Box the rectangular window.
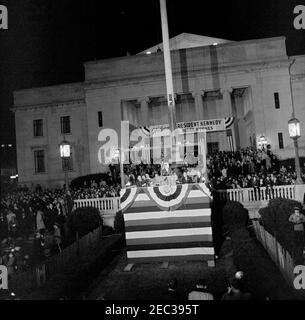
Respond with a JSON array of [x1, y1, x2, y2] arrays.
[[278, 132, 284, 149], [33, 119, 43, 137], [60, 116, 71, 134], [34, 150, 45, 173], [98, 111, 103, 127], [62, 152, 73, 171], [274, 92, 280, 109]]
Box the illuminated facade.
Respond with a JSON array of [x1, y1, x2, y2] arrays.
[[13, 34, 305, 187]]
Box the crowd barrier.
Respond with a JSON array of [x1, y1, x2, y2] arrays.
[[252, 220, 295, 285]]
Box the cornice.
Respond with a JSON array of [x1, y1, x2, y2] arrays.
[[12, 99, 86, 112], [84, 58, 290, 91]]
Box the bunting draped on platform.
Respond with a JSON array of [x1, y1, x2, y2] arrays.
[[120, 184, 214, 264]]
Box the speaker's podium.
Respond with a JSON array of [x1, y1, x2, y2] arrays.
[[120, 181, 215, 268]]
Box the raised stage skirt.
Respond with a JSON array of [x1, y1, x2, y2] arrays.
[[120, 183, 214, 264]]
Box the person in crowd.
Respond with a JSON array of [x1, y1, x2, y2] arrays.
[[164, 278, 180, 300], [222, 279, 252, 300], [6, 209, 18, 241], [21, 255, 31, 272], [6, 251, 17, 279], [53, 223, 62, 253], [36, 207, 46, 234], [188, 279, 214, 300], [288, 206, 305, 261]]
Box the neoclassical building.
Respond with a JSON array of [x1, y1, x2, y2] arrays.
[[13, 33, 305, 187]]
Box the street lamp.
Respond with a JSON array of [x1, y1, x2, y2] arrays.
[[288, 116, 302, 184], [258, 135, 267, 150], [112, 147, 125, 189], [60, 139, 71, 191]]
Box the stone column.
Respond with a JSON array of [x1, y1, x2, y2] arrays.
[[220, 88, 233, 117], [192, 91, 204, 120], [138, 97, 151, 126]]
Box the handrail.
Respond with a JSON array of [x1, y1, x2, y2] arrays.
[[73, 185, 297, 209], [74, 197, 120, 212], [215, 185, 296, 203]]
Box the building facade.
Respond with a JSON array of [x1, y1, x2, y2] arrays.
[[13, 34, 305, 187]]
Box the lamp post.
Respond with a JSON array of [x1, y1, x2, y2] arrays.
[[113, 148, 124, 189], [60, 139, 71, 191], [258, 135, 267, 150], [288, 58, 303, 185], [288, 116, 302, 184]]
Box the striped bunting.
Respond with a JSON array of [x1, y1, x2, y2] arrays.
[[120, 187, 138, 211], [225, 117, 234, 128], [121, 183, 214, 264]]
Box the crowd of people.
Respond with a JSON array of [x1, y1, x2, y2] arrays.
[[0, 186, 76, 273], [1, 146, 304, 279], [72, 183, 119, 199], [207, 147, 305, 190], [122, 163, 206, 187]]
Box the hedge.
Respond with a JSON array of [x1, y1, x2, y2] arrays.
[[68, 206, 103, 238], [222, 201, 249, 235], [258, 198, 303, 258]]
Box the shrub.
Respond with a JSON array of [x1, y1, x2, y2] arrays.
[[222, 201, 249, 234], [68, 206, 103, 238], [258, 198, 302, 256], [113, 210, 125, 234]]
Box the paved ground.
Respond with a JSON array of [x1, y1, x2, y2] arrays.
[[85, 235, 297, 300], [85, 250, 228, 300]]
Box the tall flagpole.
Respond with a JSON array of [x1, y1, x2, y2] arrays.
[[159, 0, 176, 133]]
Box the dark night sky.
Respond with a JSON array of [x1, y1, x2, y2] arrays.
[[0, 0, 304, 167]]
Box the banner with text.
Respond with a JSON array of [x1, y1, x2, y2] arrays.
[[149, 117, 234, 135]]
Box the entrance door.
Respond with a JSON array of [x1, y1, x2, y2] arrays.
[[207, 142, 219, 155]]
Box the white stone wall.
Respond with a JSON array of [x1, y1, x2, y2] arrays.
[[14, 83, 90, 187]]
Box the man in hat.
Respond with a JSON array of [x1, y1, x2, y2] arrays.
[[289, 206, 305, 260]]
